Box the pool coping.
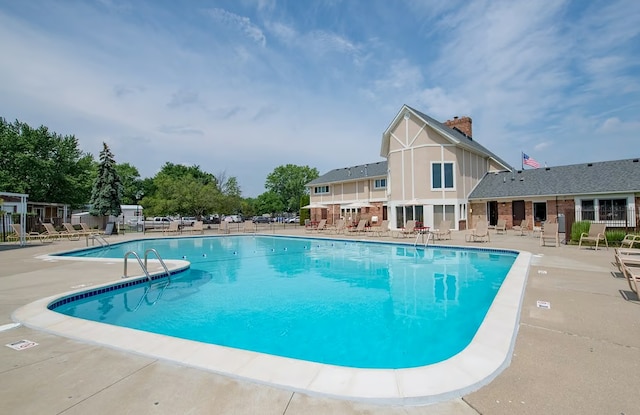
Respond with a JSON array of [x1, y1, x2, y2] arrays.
[[12, 236, 531, 406]]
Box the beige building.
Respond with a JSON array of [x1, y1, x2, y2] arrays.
[[306, 105, 511, 231]]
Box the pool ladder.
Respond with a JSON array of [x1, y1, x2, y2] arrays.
[[123, 248, 171, 283], [414, 229, 431, 248], [87, 234, 110, 247]]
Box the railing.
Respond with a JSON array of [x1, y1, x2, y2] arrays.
[[123, 251, 152, 282], [576, 206, 637, 229], [87, 233, 110, 247], [143, 248, 171, 283]]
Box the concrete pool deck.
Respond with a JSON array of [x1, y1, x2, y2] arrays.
[[1, 226, 639, 414]]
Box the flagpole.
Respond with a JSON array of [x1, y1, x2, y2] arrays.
[[521, 151, 524, 170]]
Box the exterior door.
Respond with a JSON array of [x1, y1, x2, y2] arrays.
[[487, 201, 498, 226], [512, 200, 525, 225]]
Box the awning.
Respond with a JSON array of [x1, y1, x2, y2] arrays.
[[301, 203, 327, 209], [343, 201, 373, 208]]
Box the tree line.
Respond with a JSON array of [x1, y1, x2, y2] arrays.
[[0, 117, 319, 219]]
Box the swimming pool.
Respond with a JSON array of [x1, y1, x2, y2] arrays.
[[15, 235, 531, 404]]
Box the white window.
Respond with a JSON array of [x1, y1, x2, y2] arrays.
[[374, 178, 386, 189], [314, 186, 329, 194], [432, 162, 455, 190]]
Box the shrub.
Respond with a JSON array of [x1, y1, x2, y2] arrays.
[[570, 221, 591, 243], [606, 230, 627, 245]]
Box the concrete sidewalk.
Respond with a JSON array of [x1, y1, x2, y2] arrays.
[[0, 228, 639, 414]]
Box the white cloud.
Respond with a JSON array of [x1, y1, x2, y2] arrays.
[[206, 8, 266, 47]]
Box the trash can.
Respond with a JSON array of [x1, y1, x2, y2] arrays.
[[557, 214, 565, 233]]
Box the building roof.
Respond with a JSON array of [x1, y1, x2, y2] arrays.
[[380, 105, 512, 171], [468, 158, 640, 200], [307, 161, 387, 186]]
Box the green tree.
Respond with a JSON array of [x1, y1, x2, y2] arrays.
[[115, 163, 142, 205], [0, 117, 95, 207], [89, 143, 123, 218], [255, 191, 285, 216], [265, 164, 319, 212]]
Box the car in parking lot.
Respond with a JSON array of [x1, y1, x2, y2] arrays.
[[252, 216, 271, 224], [224, 215, 243, 223], [286, 216, 300, 224]]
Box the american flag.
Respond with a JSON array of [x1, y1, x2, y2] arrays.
[[523, 153, 540, 168]]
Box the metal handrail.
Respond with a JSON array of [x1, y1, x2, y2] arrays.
[[123, 251, 152, 282], [143, 248, 171, 283], [87, 233, 110, 247]]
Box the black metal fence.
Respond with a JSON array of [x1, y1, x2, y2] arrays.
[[576, 206, 638, 230]]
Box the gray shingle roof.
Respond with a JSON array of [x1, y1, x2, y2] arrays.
[[406, 106, 512, 170], [307, 161, 387, 186], [468, 158, 640, 200]]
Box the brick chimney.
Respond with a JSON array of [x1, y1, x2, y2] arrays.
[[445, 116, 472, 138]]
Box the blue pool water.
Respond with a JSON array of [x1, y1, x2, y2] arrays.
[[52, 235, 517, 369]]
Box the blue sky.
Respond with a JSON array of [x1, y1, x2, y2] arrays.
[[1, 0, 639, 197]]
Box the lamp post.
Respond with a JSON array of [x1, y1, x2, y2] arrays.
[[135, 191, 144, 232]]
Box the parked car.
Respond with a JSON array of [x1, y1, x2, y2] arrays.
[[252, 216, 271, 224], [202, 215, 220, 224], [286, 216, 300, 224], [224, 215, 243, 223], [179, 217, 196, 226]]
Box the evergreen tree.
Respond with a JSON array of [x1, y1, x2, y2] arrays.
[[89, 142, 123, 217]]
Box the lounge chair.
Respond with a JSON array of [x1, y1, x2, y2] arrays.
[[494, 219, 507, 234], [368, 220, 389, 237], [430, 220, 452, 240], [162, 221, 181, 235], [615, 254, 640, 295], [513, 217, 531, 236], [393, 220, 416, 238], [185, 220, 204, 235], [79, 223, 102, 235], [578, 223, 608, 250], [63, 223, 85, 238], [327, 219, 346, 234], [314, 219, 327, 232], [466, 220, 490, 242], [348, 219, 368, 234], [8, 224, 52, 243], [620, 234, 640, 249], [43, 222, 79, 241], [539, 222, 559, 247], [243, 220, 256, 233]]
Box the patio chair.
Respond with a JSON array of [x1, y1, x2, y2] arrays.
[[494, 219, 507, 234], [539, 222, 559, 247], [393, 220, 416, 238], [243, 220, 256, 233], [466, 220, 490, 242], [162, 221, 181, 235], [314, 219, 327, 232], [615, 255, 640, 295], [63, 223, 84, 238], [513, 217, 531, 236], [43, 222, 79, 241], [185, 221, 204, 235], [348, 219, 368, 234], [327, 219, 346, 234], [8, 224, 52, 243], [620, 234, 640, 249], [79, 222, 102, 235], [368, 220, 389, 237], [578, 223, 608, 250], [430, 220, 452, 240]]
